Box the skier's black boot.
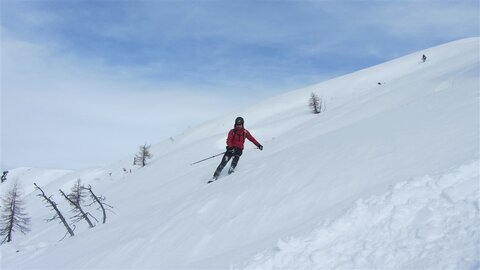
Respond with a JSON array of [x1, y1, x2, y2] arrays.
[[228, 166, 235, 174], [208, 173, 219, 184]]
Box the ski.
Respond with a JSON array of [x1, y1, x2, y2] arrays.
[[208, 166, 235, 184]]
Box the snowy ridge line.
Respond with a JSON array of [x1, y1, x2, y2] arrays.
[[240, 161, 480, 270]]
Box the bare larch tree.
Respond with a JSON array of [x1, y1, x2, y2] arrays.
[[34, 183, 75, 238], [0, 182, 30, 244], [84, 185, 114, 224], [134, 144, 152, 167], [60, 179, 95, 228]]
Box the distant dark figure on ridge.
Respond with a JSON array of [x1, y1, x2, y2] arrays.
[[422, 54, 427, 63], [1, 171, 8, 183]]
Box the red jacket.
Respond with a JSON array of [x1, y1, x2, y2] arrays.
[[227, 128, 260, 150]]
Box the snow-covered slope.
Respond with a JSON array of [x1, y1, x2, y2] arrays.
[[242, 161, 479, 269], [1, 38, 479, 269]]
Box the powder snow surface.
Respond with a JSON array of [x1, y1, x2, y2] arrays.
[[242, 161, 479, 270], [1, 38, 479, 270]]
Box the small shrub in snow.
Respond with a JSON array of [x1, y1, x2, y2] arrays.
[[309, 93, 325, 114]]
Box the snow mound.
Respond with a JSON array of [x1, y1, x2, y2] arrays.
[[241, 161, 480, 270], [1, 167, 72, 196]]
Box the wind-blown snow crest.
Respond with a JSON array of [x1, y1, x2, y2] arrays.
[[241, 161, 480, 270], [1, 167, 72, 196]]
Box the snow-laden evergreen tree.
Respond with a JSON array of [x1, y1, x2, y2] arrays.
[[0, 182, 30, 244]]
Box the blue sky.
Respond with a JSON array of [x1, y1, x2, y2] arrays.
[[1, 0, 479, 170]]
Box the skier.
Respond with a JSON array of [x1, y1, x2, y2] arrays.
[[422, 54, 427, 63], [210, 117, 263, 182]]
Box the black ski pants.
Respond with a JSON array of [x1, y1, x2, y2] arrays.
[[213, 148, 243, 177]]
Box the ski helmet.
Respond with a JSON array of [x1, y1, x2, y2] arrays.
[[235, 117, 244, 126]]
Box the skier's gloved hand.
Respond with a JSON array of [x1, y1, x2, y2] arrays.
[[258, 145, 263, 150]]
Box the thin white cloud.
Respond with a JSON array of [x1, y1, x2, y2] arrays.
[[1, 31, 248, 169]]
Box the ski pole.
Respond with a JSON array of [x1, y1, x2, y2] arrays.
[[191, 152, 226, 165]]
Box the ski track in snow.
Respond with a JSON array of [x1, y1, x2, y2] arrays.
[[241, 161, 480, 270]]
